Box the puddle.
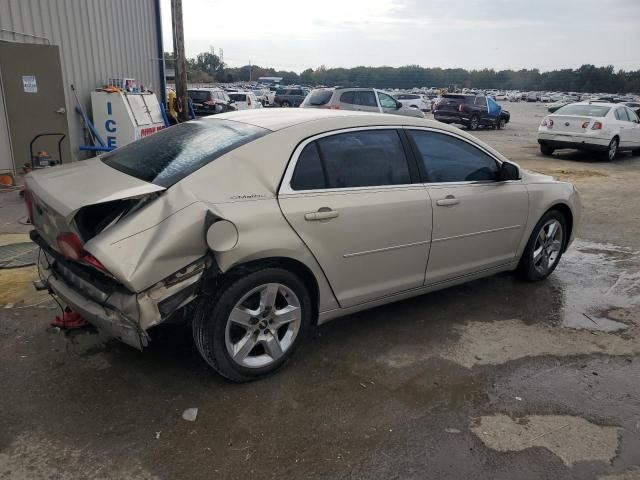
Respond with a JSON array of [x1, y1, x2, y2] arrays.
[[554, 240, 640, 333], [470, 414, 620, 466]]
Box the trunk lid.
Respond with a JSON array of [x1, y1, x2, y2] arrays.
[[24, 158, 165, 249], [548, 115, 594, 134]]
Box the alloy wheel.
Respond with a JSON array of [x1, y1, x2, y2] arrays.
[[225, 283, 301, 368], [532, 219, 563, 276]]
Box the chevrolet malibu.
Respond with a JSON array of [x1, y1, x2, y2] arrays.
[[25, 109, 581, 382]]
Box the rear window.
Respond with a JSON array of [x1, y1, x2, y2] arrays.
[[188, 91, 210, 102], [308, 89, 333, 106], [101, 119, 269, 188], [229, 93, 247, 102], [555, 104, 611, 117]]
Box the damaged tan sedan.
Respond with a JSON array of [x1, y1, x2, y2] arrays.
[[25, 109, 581, 381]]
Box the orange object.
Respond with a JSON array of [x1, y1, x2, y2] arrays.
[[0, 173, 15, 186]]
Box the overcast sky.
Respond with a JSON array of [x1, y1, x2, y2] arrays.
[[160, 0, 640, 72]]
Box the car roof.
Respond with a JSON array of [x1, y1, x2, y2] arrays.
[[210, 109, 487, 139]]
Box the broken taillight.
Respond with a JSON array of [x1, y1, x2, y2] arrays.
[[56, 232, 84, 261], [24, 189, 34, 223], [56, 232, 109, 273]]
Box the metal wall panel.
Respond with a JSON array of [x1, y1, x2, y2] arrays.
[[0, 0, 162, 163], [0, 65, 14, 172]]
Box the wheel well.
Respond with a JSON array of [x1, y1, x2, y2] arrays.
[[547, 204, 573, 251], [224, 257, 320, 323]]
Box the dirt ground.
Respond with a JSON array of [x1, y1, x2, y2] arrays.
[[0, 102, 639, 480]]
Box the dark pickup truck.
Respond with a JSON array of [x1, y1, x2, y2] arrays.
[[274, 88, 308, 107], [433, 94, 510, 131]]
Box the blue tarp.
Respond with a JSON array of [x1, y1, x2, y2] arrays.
[[487, 96, 502, 118]]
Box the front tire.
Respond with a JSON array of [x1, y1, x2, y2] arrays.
[[468, 115, 480, 131], [497, 118, 506, 129], [280, 101, 291, 108], [518, 210, 566, 281], [193, 268, 312, 382]]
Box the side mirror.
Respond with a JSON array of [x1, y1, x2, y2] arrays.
[[396, 101, 402, 110], [500, 161, 520, 181]]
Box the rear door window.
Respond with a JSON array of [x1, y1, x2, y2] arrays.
[[291, 143, 326, 190], [102, 119, 269, 187], [340, 91, 356, 104], [615, 108, 630, 121], [317, 130, 410, 188], [409, 130, 499, 183]]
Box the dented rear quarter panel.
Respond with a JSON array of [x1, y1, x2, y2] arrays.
[[83, 127, 340, 312]]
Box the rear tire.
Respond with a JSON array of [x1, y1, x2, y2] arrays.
[[518, 210, 567, 281], [193, 268, 312, 382], [602, 137, 618, 161], [540, 144, 555, 156], [468, 115, 480, 131]]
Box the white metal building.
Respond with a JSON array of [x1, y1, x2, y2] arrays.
[[0, 0, 165, 173]]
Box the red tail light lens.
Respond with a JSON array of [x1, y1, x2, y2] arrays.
[[592, 121, 603, 130], [82, 252, 109, 273], [56, 233, 84, 261], [56, 232, 109, 273], [541, 118, 554, 128], [581, 121, 590, 129], [247, 96, 252, 106]]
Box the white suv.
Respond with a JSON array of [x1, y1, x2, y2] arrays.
[[393, 93, 432, 112], [538, 102, 640, 161]]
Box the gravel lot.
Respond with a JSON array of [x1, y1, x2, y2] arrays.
[[1, 102, 639, 480]]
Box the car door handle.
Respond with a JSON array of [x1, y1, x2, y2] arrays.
[[304, 208, 339, 221], [436, 195, 460, 206]]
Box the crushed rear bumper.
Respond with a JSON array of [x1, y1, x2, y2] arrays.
[[31, 230, 208, 350]]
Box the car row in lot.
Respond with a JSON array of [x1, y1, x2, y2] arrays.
[[25, 109, 580, 381], [538, 102, 640, 160]]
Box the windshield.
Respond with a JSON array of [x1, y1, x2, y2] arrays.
[[229, 93, 247, 102], [555, 104, 611, 117], [101, 119, 269, 187]]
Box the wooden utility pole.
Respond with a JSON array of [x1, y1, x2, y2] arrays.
[[171, 0, 189, 121]]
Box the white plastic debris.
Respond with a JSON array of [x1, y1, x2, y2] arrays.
[[182, 408, 198, 422], [515, 396, 523, 401], [155, 431, 162, 439], [445, 428, 461, 434]]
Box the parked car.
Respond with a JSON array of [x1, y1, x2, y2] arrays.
[[25, 109, 580, 381], [188, 88, 236, 115], [526, 92, 538, 102], [538, 102, 640, 160], [274, 88, 308, 107], [393, 93, 432, 112], [433, 94, 510, 130], [301, 88, 425, 118], [227, 92, 263, 110]]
